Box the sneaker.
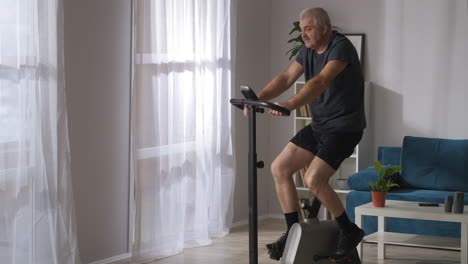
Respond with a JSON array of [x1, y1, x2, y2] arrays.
[[334, 224, 364, 257], [266, 232, 288, 260]]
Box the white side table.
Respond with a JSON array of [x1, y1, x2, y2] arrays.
[[355, 200, 468, 263]]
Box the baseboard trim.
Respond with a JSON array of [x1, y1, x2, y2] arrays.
[[88, 216, 283, 263], [87, 253, 131, 264], [231, 214, 283, 228]]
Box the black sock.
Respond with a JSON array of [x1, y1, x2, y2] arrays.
[[284, 211, 299, 231], [335, 211, 353, 233]]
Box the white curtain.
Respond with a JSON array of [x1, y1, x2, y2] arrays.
[[0, 0, 81, 264], [131, 0, 236, 262]]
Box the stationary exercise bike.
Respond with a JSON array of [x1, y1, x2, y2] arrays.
[[230, 86, 361, 264]]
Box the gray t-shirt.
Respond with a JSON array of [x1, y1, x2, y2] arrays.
[[295, 31, 366, 133]]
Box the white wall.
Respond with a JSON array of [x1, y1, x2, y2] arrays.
[[382, 0, 468, 142], [64, 0, 131, 262]]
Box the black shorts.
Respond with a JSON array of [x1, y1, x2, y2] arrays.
[[290, 125, 363, 170]]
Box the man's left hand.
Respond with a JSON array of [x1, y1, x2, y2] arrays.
[[268, 101, 293, 116]]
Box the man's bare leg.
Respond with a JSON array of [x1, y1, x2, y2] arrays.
[[271, 142, 315, 213], [266, 143, 315, 260], [302, 157, 343, 217], [303, 156, 364, 257]]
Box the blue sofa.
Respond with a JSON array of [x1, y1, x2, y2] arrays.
[[346, 136, 468, 238]]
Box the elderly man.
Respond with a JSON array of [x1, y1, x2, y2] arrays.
[[245, 7, 366, 260]]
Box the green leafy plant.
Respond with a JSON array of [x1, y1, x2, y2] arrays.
[[368, 161, 401, 192], [286, 21, 304, 60]]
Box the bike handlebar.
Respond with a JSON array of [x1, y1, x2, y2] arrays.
[[230, 98, 291, 116]]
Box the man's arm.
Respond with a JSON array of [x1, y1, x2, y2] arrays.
[[243, 61, 303, 116], [257, 61, 304, 101], [285, 60, 347, 111]]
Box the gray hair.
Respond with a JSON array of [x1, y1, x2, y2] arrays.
[[299, 8, 331, 29]]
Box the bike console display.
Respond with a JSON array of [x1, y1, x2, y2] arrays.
[[240, 85, 260, 100]]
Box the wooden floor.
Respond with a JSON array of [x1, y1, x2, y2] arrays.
[[122, 219, 460, 264]]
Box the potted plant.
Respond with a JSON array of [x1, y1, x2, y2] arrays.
[[368, 161, 401, 207]]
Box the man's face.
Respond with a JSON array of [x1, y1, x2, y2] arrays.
[[299, 16, 325, 50]]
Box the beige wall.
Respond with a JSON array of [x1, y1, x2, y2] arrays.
[[64, 0, 132, 262], [232, 0, 274, 223]]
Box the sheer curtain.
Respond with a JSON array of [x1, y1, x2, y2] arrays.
[[0, 0, 80, 263], [131, 0, 236, 262]]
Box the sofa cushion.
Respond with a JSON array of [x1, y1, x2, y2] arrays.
[[400, 136, 468, 192], [377, 146, 401, 165]]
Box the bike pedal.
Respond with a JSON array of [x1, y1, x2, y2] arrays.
[[267, 249, 281, 261]]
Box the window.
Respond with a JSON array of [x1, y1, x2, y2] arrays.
[[0, 0, 36, 174]]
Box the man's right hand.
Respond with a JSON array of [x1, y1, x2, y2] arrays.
[[243, 105, 248, 116]]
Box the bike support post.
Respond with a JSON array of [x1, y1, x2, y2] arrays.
[[248, 105, 258, 264]]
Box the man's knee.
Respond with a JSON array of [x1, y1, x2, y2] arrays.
[[271, 158, 294, 183], [304, 170, 328, 193]]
